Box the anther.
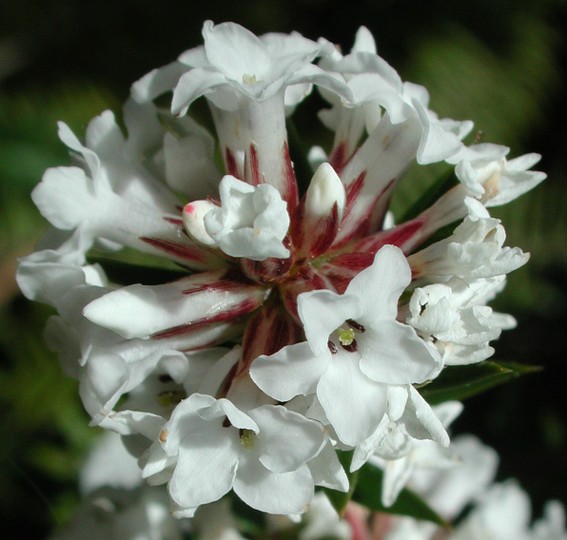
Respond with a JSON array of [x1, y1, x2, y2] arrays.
[[347, 319, 365, 332], [341, 339, 358, 353], [239, 429, 257, 449], [328, 340, 338, 354]]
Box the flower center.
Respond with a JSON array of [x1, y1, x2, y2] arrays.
[[328, 319, 366, 354], [239, 428, 258, 449], [338, 327, 356, 347], [242, 73, 259, 85]]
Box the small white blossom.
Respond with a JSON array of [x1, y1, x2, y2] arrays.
[[199, 175, 291, 260], [159, 394, 326, 516], [252, 245, 442, 446]]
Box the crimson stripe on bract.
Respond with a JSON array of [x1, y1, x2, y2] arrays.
[[151, 298, 260, 339], [307, 203, 340, 257], [248, 144, 262, 186], [345, 171, 366, 209], [140, 236, 208, 262], [163, 216, 184, 226], [321, 252, 375, 294], [281, 267, 333, 321], [282, 142, 298, 210], [352, 219, 425, 255], [329, 142, 347, 173], [334, 176, 395, 248], [237, 301, 302, 377], [225, 148, 239, 178], [182, 280, 249, 295]]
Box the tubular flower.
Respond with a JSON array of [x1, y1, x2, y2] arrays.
[[19, 20, 546, 520]]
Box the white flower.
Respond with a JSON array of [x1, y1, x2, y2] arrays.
[[79, 432, 142, 495], [184, 174, 291, 260], [160, 394, 326, 516], [48, 486, 186, 540], [31, 106, 222, 270], [409, 198, 529, 283], [448, 143, 546, 207], [410, 434, 499, 521], [192, 499, 247, 540], [251, 245, 442, 446], [300, 493, 352, 540], [531, 501, 567, 540], [451, 480, 533, 540], [171, 20, 345, 114], [367, 401, 463, 507], [405, 277, 516, 365]]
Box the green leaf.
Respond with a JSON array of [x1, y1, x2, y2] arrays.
[[420, 360, 542, 405], [323, 450, 359, 516], [87, 255, 189, 285], [397, 168, 457, 224], [353, 462, 447, 526]]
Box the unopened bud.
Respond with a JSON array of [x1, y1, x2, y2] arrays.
[[182, 200, 217, 246], [305, 163, 346, 220]]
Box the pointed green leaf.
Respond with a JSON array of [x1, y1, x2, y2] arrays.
[[420, 360, 541, 405], [353, 462, 447, 526], [398, 168, 457, 223], [87, 255, 188, 285]]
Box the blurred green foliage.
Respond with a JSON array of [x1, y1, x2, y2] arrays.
[[1, 1, 566, 537]]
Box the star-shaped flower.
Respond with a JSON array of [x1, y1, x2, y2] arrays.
[[251, 245, 442, 446]]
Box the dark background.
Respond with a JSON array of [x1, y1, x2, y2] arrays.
[[1, 1, 566, 537]]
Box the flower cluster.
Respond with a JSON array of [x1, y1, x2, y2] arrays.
[[51, 428, 566, 540], [20, 20, 550, 530]]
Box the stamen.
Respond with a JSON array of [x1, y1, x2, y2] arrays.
[[341, 339, 358, 353], [347, 319, 365, 332], [239, 428, 257, 449], [222, 416, 231, 428], [328, 340, 338, 354], [242, 73, 258, 85]]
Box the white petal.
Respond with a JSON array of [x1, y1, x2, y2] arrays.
[[203, 21, 271, 83], [318, 354, 388, 446], [308, 440, 349, 492], [83, 272, 264, 339], [251, 406, 325, 473], [234, 457, 314, 514], [251, 342, 327, 401], [351, 415, 390, 471], [359, 321, 440, 384], [346, 245, 411, 321], [86, 351, 128, 405], [171, 67, 229, 115], [169, 426, 239, 509], [408, 386, 449, 446], [131, 61, 188, 102], [382, 455, 413, 507]]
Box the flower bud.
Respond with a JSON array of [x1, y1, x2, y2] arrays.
[[182, 200, 217, 246], [305, 163, 346, 221]]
